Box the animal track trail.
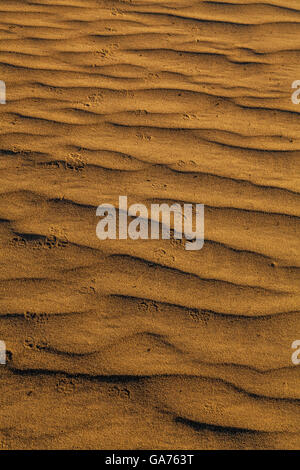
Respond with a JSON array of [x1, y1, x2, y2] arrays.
[[0, 0, 300, 451], [9, 228, 69, 251]]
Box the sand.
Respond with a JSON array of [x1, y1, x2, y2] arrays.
[[0, 0, 299, 450]]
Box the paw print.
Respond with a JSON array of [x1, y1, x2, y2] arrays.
[[151, 182, 167, 190], [188, 309, 210, 325], [88, 92, 104, 103], [43, 227, 68, 249], [10, 236, 26, 248], [188, 309, 201, 322], [170, 237, 185, 250], [79, 278, 96, 294], [0, 438, 10, 449], [24, 311, 50, 324], [24, 337, 35, 350], [136, 132, 152, 141], [134, 109, 148, 116], [56, 376, 76, 394], [183, 113, 197, 120], [153, 248, 175, 264], [64, 153, 86, 171], [97, 48, 109, 58], [146, 72, 160, 81], [49, 226, 68, 247], [24, 337, 49, 351], [121, 90, 134, 99], [176, 160, 197, 168], [138, 300, 158, 314], [43, 234, 66, 249], [111, 8, 124, 16], [107, 385, 131, 399]]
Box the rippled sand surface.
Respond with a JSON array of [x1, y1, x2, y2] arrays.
[[0, 0, 300, 450]]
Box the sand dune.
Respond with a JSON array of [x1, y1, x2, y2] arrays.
[[0, 0, 299, 450]]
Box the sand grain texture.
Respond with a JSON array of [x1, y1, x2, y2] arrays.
[[0, 0, 300, 450]]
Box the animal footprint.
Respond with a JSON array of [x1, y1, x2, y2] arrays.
[[138, 300, 158, 314], [119, 387, 131, 399], [49, 227, 68, 247], [42, 227, 68, 249], [188, 309, 201, 322], [107, 385, 131, 399], [88, 92, 104, 103], [24, 311, 50, 324], [134, 109, 148, 116], [136, 132, 152, 141], [24, 337, 49, 351], [153, 248, 175, 264], [97, 49, 109, 58], [176, 160, 197, 168], [64, 153, 86, 171], [111, 8, 124, 16], [183, 113, 197, 120], [170, 237, 185, 250], [24, 337, 35, 350], [79, 279, 96, 294], [188, 309, 210, 325], [0, 438, 10, 449], [43, 235, 67, 249], [147, 72, 160, 81], [120, 90, 134, 99], [151, 183, 167, 190], [56, 377, 76, 394], [10, 236, 26, 248]]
